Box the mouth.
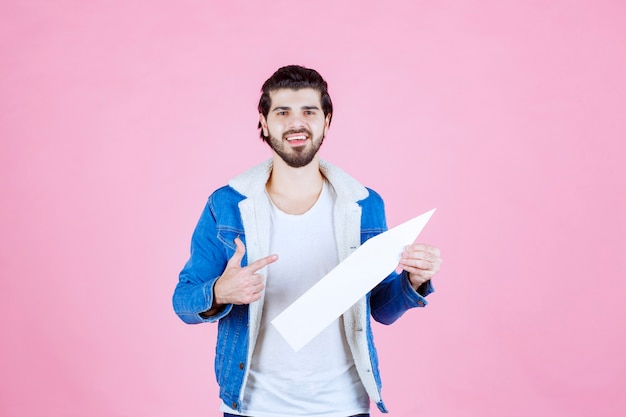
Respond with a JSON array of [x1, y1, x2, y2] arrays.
[[284, 132, 309, 146]]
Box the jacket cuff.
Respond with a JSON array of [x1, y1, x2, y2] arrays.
[[401, 270, 434, 307], [198, 279, 232, 322]]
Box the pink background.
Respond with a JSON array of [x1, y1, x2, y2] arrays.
[[2, 1, 625, 416]]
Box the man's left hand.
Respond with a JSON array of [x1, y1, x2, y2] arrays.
[[399, 244, 442, 291]]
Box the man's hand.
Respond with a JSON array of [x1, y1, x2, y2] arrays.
[[399, 244, 442, 291], [213, 237, 278, 306]]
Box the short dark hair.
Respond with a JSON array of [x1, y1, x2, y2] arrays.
[[257, 65, 333, 140]]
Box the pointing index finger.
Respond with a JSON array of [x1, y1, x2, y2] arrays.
[[246, 254, 279, 273]]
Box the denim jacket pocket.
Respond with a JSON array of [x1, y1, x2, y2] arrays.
[[217, 228, 246, 265], [360, 227, 386, 244]]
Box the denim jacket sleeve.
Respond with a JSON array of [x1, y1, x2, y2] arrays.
[[370, 271, 434, 325], [172, 194, 235, 324], [360, 188, 434, 325]]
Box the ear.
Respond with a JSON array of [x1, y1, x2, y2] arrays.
[[259, 113, 270, 137], [259, 114, 269, 137], [324, 113, 331, 135]]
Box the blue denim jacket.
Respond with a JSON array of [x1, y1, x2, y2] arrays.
[[173, 160, 432, 413]]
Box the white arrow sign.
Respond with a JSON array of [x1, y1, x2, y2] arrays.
[[271, 208, 436, 351]]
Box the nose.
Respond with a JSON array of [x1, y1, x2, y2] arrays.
[[287, 114, 306, 130]]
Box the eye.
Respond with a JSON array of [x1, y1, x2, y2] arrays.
[[276, 111, 288, 116]]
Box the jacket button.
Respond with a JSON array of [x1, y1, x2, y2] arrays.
[[239, 362, 244, 370], [232, 402, 237, 409], [417, 300, 425, 307]]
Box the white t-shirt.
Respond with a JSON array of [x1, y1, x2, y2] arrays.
[[222, 181, 369, 417]]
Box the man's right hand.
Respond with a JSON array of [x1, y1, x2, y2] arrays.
[[213, 237, 278, 306]]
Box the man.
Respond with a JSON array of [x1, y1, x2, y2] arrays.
[[173, 65, 442, 417]]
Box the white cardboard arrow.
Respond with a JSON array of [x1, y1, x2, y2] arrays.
[[271, 208, 436, 351]]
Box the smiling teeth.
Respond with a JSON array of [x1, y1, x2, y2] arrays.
[[287, 135, 307, 141]]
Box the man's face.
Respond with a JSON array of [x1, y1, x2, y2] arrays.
[[259, 88, 330, 168]]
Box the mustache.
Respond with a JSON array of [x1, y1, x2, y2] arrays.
[[282, 128, 312, 139]]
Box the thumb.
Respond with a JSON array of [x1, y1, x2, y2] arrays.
[[227, 236, 246, 267]]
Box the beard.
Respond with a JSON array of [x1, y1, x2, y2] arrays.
[[266, 129, 325, 168]]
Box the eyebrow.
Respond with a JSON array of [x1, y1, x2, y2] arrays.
[[271, 105, 321, 112]]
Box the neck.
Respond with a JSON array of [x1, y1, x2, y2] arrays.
[[266, 154, 324, 214]]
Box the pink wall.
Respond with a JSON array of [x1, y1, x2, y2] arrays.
[[1, 1, 624, 416]]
